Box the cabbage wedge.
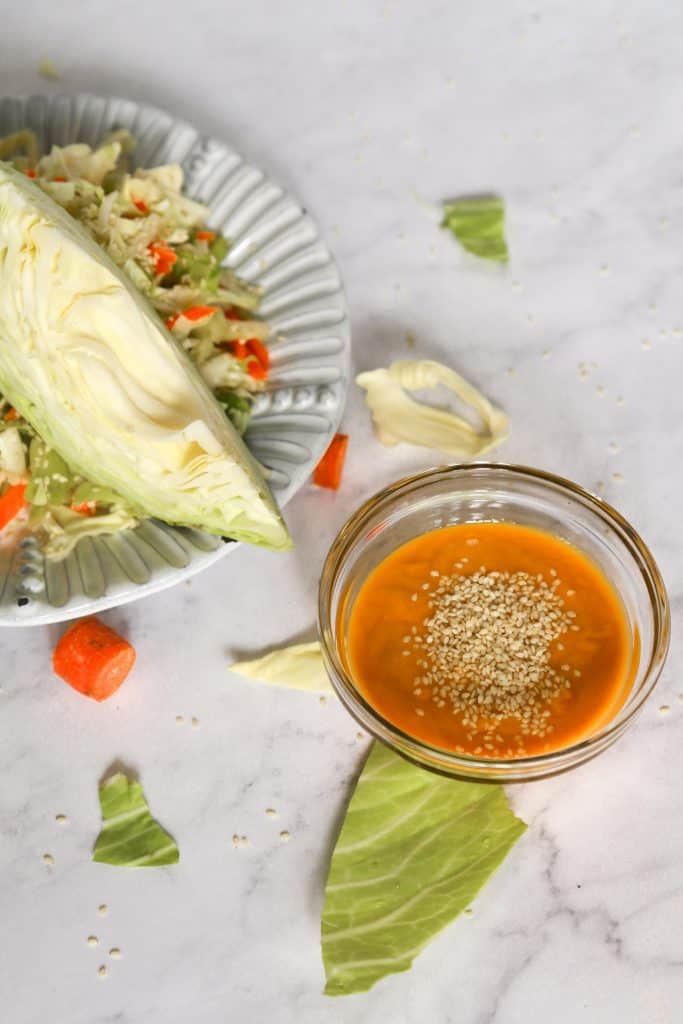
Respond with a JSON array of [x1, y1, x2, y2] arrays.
[[0, 165, 290, 549]]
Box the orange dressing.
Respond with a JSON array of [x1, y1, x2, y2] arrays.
[[346, 523, 634, 758]]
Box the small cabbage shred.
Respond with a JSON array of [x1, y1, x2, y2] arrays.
[[93, 772, 179, 868], [0, 130, 271, 558], [230, 641, 334, 694], [441, 195, 509, 263]]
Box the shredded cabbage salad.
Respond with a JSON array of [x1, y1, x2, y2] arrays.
[[0, 130, 272, 559]]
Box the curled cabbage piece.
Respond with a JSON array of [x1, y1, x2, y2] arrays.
[[356, 359, 508, 458]]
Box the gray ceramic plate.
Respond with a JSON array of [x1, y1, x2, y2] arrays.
[[0, 94, 350, 626]]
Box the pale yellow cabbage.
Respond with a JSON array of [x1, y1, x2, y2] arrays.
[[356, 359, 508, 457], [230, 641, 334, 694]]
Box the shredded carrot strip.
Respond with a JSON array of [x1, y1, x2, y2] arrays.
[[147, 242, 177, 276]]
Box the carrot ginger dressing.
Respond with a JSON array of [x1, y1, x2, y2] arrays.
[[346, 523, 634, 758]]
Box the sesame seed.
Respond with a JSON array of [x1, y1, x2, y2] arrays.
[[98, 905, 108, 917], [109, 948, 122, 960], [279, 831, 291, 843], [87, 936, 98, 948], [409, 568, 577, 740], [55, 814, 67, 825], [42, 853, 54, 866], [265, 808, 278, 818], [97, 966, 107, 980], [659, 705, 671, 716]]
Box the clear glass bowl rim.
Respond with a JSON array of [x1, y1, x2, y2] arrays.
[[318, 463, 671, 781]]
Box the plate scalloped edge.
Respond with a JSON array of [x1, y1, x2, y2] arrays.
[[0, 93, 350, 626]]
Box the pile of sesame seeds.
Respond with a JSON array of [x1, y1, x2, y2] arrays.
[[405, 560, 581, 754]]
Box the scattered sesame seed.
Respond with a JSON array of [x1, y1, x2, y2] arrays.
[[98, 905, 108, 917], [642, 338, 652, 350], [265, 808, 278, 818], [279, 831, 291, 843], [415, 708, 425, 717], [109, 948, 122, 960], [231, 835, 249, 848], [608, 442, 621, 454], [599, 265, 610, 276], [595, 385, 605, 397], [616, 395, 625, 406], [175, 715, 184, 725], [42, 853, 54, 866], [659, 705, 671, 716], [319, 695, 327, 705], [678, 695, 683, 705], [542, 348, 551, 359], [356, 731, 364, 741], [55, 814, 68, 825], [87, 936, 98, 948], [612, 472, 624, 483], [191, 717, 200, 728], [97, 966, 107, 980]]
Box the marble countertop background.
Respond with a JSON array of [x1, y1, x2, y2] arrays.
[[2, 2, 683, 1022]]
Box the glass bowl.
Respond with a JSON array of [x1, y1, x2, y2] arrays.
[[318, 464, 670, 782]]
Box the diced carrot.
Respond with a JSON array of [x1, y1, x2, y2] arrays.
[[313, 434, 349, 491], [132, 197, 149, 213], [52, 176, 67, 182], [3, 407, 19, 421], [71, 501, 97, 517], [147, 242, 178, 276], [165, 314, 180, 331], [0, 482, 28, 530], [195, 230, 216, 242], [25, 168, 37, 178], [182, 305, 217, 322], [246, 337, 270, 373], [52, 616, 136, 702], [247, 361, 268, 381], [227, 340, 249, 360]]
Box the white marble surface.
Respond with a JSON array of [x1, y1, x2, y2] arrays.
[[2, 2, 683, 1021]]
